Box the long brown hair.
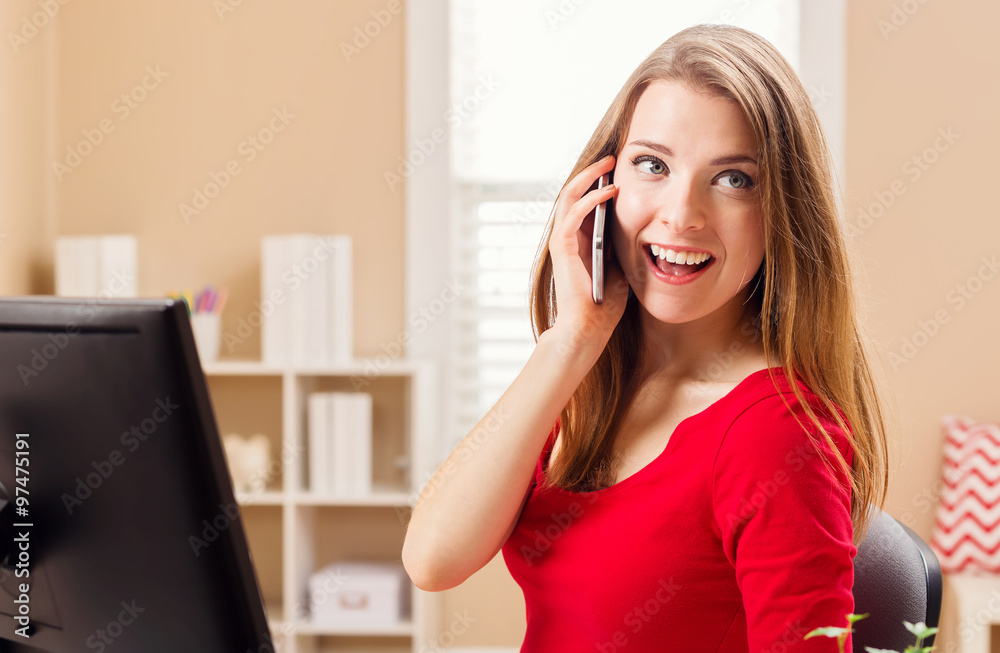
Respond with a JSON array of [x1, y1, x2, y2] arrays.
[[528, 24, 891, 547]]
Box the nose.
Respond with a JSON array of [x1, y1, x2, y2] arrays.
[[654, 175, 706, 232]]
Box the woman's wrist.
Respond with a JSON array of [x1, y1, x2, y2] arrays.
[[538, 323, 608, 373]]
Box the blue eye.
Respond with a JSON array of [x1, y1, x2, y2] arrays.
[[718, 171, 754, 190], [631, 155, 666, 175]]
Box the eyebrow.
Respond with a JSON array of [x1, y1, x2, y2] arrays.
[[626, 139, 759, 166]]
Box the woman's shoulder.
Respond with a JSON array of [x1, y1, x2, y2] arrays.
[[722, 365, 854, 464]]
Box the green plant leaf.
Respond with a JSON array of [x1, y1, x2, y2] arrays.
[[805, 626, 849, 639], [864, 648, 900, 653], [903, 622, 939, 638], [848, 613, 870, 625]]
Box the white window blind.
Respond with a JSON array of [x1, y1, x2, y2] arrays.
[[447, 1, 801, 446]]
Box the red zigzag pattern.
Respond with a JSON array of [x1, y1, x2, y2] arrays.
[[931, 415, 1000, 573]]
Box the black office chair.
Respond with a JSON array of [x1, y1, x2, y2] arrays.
[[852, 505, 943, 652]]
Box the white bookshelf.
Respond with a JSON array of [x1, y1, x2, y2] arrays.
[[203, 359, 440, 653]]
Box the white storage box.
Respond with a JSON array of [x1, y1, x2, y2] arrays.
[[307, 560, 411, 628]]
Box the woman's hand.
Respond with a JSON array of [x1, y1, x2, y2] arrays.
[[546, 154, 630, 357]]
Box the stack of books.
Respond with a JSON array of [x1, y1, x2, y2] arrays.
[[54, 235, 137, 298], [260, 234, 352, 367], [307, 392, 372, 497]]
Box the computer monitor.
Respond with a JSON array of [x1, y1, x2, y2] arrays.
[[0, 297, 273, 652]]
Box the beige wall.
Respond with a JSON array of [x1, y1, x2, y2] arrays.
[[4, 0, 996, 648], [846, 1, 1000, 649], [50, 0, 404, 361], [0, 0, 52, 294]]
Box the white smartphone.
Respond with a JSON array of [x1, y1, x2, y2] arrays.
[[592, 173, 610, 304]]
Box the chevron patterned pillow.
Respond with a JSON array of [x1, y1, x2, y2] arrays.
[[931, 414, 1000, 573]]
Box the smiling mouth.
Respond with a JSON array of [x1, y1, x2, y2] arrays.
[[647, 246, 714, 276]]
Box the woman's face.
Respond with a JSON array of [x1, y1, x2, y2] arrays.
[[610, 79, 765, 327]]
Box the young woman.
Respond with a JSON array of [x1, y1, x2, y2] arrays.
[[402, 23, 891, 651]]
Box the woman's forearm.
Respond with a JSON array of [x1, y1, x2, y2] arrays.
[[401, 325, 603, 591]]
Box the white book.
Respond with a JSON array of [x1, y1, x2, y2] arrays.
[[326, 392, 350, 496], [291, 236, 315, 367], [97, 235, 137, 297], [331, 393, 353, 498], [261, 236, 289, 365], [307, 393, 329, 495], [76, 238, 99, 296], [305, 235, 329, 367], [353, 393, 373, 497], [326, 236, 353, 365], [260, 234, 353, 367], [55, 237, 99, 297], [54, 238, 81, 297]]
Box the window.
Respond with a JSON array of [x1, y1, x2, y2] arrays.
[[404, 1, 843, 460], [444, 1, 804, 447]]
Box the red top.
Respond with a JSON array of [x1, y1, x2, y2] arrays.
[[501, 366, 856, 652]]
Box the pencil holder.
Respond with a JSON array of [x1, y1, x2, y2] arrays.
[[190, 312, 221, 363]]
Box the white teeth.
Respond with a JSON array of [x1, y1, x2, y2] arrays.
[[651, 246, 710, 265]]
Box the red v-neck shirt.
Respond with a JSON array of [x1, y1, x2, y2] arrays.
[[501, 366, 856, 652]]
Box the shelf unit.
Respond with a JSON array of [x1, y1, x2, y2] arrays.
[[202, 358, 440, 653]]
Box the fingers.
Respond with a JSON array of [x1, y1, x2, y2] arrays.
[[565, 154, 616, 200], [551, 182, 617, 256], [570, 182, 617, 229], [552, 155, 617, 236]]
